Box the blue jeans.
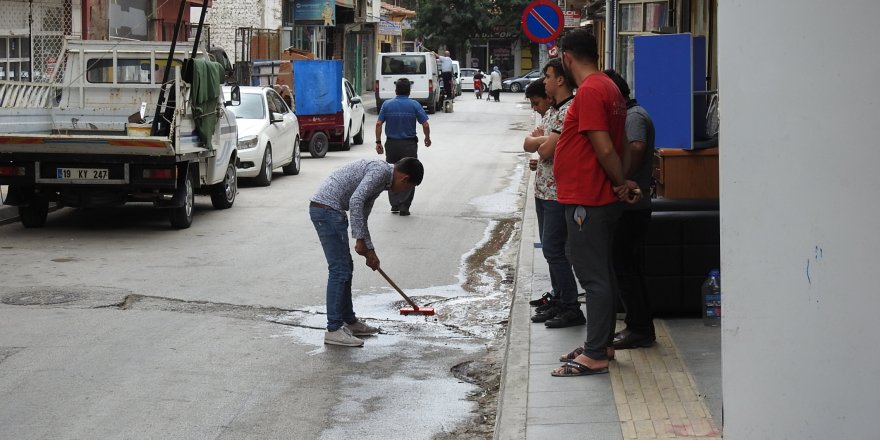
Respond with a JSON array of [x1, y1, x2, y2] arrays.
[[310, 206, 356, 331], [536, 198, 579, 309]]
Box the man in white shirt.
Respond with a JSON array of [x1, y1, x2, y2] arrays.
[[435, 50, 455, 101]]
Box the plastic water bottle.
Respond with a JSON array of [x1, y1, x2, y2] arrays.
[[702, 269, 721, 326]]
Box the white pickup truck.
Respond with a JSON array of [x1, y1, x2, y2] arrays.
[[0, 39, 239, 229]]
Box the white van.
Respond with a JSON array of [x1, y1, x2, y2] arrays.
[[375, 52, 441, 114]]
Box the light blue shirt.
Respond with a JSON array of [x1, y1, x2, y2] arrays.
[[438, 56, 453, 72], [378, 96, 429, 140]]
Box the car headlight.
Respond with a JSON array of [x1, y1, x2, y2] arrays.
[[238, 136, 258, 150]]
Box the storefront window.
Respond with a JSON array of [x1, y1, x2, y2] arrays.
[[617, 0, 668, 93], [292, 26, 326, 60], [619, 4, 643, 32], [0, 36, 32, 82]]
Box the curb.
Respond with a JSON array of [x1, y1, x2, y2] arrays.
[[493, 180, 537, 440]]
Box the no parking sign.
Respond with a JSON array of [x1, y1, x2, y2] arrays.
[[521, 0, 564, 44]]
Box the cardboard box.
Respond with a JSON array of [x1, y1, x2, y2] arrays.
[[126, 123, 152, 137]]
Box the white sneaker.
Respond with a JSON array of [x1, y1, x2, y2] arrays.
[[344, 319, 380, 336], [324, 326, 364, 347]]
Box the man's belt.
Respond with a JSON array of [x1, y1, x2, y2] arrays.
[[310, 201, 333, 209]]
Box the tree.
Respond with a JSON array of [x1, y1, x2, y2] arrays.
[[413, 0, 529, 55]]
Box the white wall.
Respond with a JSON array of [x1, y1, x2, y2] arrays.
[[719, 1, 880, 438], [205, 0, 280, 59]]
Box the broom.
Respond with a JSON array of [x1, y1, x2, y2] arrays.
[[376, 267, 436, 316]]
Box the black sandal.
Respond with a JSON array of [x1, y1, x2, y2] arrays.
[[551, 360, 609, 377]]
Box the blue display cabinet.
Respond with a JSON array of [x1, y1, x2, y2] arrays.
[[634, 33, 709, 150]]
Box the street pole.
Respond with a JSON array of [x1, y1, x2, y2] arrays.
[[539, 43, 548, 71]]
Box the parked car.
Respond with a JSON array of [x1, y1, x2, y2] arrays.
[[342, 78, 366, 148], [459, 67, 488, 92], [224, 86, 301, 186], [502, 69, 542, 93]]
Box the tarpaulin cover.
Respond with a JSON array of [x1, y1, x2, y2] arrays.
[[293, 60, 342, 116]]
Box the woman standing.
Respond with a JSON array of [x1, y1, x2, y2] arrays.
[[489, 66, 503, 102]]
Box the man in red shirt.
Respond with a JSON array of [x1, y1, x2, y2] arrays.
[[552, 28, 641, 377]]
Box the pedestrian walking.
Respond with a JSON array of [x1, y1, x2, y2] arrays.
[[525, 57, 585, 328], [310, 157, 425, 347], [604, 68, 658, 350], [375, 78, 432, 216], [489, 66, 502, 102], [550, 28, 641, 377]]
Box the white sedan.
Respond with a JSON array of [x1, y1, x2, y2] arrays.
[[224, 86, 301, 186], [342, 78, 366, 149], [459, 68, 487, 92]]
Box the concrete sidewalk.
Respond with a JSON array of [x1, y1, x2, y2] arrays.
[[495, 183, 722, 439]]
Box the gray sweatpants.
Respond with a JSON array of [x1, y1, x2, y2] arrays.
[[565, 202, 623, 361]]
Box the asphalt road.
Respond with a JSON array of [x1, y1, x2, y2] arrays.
[[0, 93, 536, 439]]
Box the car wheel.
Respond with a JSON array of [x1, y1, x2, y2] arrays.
[[427, 99, 436, 114], [282, 137, 301, 175], [309, 132, 329, 158], [253, 145, 272, 187], [169, 172, 194, 229], [510, 82, 523, 93], [210, 160, 237, 210], [353, 117, 365, 145], [341, 124, 351, 151], [19, 195, 49, 228]]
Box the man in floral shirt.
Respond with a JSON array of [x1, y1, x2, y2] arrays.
[[522, 62, 584, 328]]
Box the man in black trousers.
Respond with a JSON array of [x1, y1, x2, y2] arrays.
[[375, 78, 432, 216]]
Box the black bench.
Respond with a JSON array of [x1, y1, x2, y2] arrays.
[[643, 198, 720, 317]]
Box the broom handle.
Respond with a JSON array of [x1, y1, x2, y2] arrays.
[[376, 267, 420, 310]]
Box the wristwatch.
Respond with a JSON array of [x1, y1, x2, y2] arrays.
[[376, 140, 382, 144]]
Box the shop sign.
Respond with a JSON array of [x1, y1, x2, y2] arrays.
[[563, 10, 581, 28], [470, 25, 517, 39], [294, 0, 336, 26], [378, 20, 402, 36]]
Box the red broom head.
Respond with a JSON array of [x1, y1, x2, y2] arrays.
[[399, 306, 436, 316]]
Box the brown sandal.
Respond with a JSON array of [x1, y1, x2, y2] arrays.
[[559, 347, 584, 362], [551, 360, 609, 377], [558, 346, 615, 362]]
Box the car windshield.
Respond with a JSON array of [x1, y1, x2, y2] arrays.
[[227, 93, 265, 120], [381, 55, 427, 75], [461, 70, 475, 77]]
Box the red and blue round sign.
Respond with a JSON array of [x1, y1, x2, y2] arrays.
[[521, 0, 564, 44]]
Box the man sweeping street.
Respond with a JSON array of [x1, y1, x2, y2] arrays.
[[310, 157, 425, 347]]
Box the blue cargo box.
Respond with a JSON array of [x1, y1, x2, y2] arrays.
[[293, 60, 342, 116]]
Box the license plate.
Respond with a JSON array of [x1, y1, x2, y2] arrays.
[[56, 168, 109, 180]]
